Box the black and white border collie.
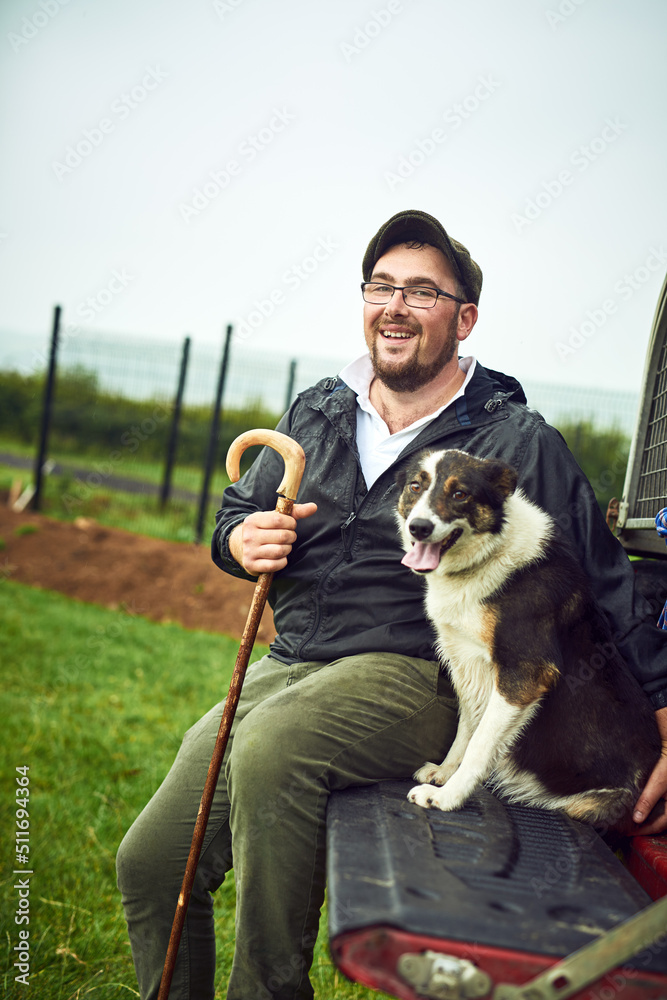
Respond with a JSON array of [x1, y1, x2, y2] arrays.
[[397, 448, 660, 826]]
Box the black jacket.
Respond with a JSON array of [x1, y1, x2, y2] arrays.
[[212, 363, 667, 709]]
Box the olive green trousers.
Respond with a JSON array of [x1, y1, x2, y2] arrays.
[[116, 652, 457, 999]]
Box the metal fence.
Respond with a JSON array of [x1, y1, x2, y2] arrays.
[[13, 314, 355, 542], [55, 328, 641, 436], [521, 378, 639, 438], [2, 309, 641, 543]]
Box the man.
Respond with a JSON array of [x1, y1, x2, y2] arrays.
[[117, 210, 667, 1000]]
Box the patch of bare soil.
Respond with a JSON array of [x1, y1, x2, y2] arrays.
[[0, 503, 275, 643]]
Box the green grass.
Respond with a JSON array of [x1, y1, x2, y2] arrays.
[[0, 581, 392, 1000], [13, 524, 39, 537]]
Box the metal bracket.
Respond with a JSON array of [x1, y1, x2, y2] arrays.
[[616, 498, 630, 530], [397, 895, 667, 1000], [398, 951, 493, 1000], [493, 894, 667, 1000]]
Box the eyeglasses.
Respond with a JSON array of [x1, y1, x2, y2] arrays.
[[361, 282, 465, 309]]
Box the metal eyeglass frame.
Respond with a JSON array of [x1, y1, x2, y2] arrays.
[[360, 281, 466, 308]]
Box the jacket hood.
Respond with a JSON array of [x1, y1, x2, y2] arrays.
[[464, 364, 528, 409]]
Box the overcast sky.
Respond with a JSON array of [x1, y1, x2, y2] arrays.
[[1, 0, 666, 392]]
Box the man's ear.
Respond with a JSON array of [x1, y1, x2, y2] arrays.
[[456, 302, 478, 342]]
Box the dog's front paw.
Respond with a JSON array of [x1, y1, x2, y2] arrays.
[[407, 784, 441, 808], [413, 760, 458, 785], [407, 783, 466, 812]]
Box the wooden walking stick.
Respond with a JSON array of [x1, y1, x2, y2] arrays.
[[157, 429, 306, 1000]]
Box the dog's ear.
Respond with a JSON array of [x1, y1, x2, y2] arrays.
[[395, 461, 411, 491], [395, 451, 430, 491], [486, 459, 518, 498]]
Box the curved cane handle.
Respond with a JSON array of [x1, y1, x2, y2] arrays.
[[225, 428, 306, 501]]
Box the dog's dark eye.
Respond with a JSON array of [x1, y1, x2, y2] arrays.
[[409, 481, 421, 494], [452, 489, 469, 501]]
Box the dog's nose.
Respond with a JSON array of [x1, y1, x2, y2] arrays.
[[409, 518, 434, 541]]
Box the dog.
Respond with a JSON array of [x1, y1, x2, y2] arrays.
[[396, 448, 661, 826]]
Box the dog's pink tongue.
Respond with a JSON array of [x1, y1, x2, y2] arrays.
[[401, 541, 441, 572]]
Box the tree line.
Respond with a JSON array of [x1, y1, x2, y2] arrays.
[[0, 366, 281, 469], [0, 366, 629, 510]]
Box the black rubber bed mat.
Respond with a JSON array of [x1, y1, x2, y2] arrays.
[[327, 780, 667, 999]]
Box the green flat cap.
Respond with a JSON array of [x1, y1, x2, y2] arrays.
[[362, 209, 482, 306]]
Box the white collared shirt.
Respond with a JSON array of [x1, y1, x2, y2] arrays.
[[338, 353, 477, 488]]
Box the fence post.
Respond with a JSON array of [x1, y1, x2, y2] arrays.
[[195, 324, 233, 544], [32, 304, 61, 511], [160, 335, 191, 510], [284, 358, 297, 414]]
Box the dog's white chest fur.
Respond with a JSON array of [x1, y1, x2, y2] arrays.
[[425, 583, 495, 720]]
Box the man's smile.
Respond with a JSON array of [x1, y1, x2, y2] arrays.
[[380, 328, 417, 340], [376, 317, 422, 342]]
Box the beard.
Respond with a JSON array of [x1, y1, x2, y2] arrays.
[[368, 309, 460, 392]]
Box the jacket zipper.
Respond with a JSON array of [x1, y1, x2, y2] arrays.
[[341, 511, 357, 561]]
